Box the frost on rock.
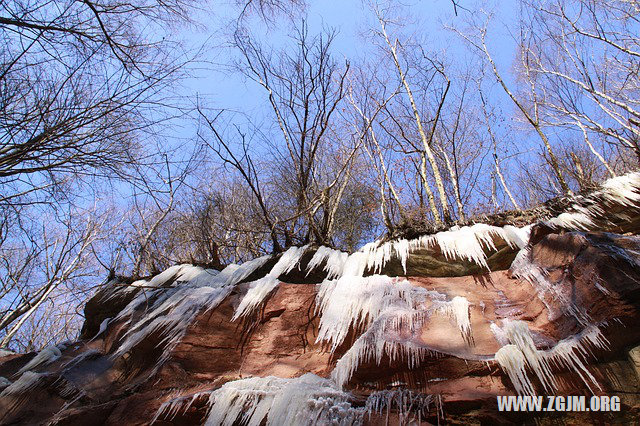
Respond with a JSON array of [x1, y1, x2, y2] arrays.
[[493, 320, 608, 396], [233, 246, 309, 320], [435, 296, 472, 344], [16, 344, 64, 375], [315, 275, 423, 351], [203, 373, 364, 426]]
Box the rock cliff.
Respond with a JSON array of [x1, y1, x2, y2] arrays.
[[2, 172, 640, 425]]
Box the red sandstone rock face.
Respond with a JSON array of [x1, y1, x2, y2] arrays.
[[1, 230, 640, 425]]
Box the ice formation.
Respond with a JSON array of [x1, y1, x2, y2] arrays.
[[436, 296, 472, 343], [152, 390, 210, 424], [315, 275, 424, 351], [495, 345, 536, 396], [0, 371, 44, 397], [0, 376, 11, 391], [331, 306, 432, 388], [342, 223, 532, 278], [0, 349, 14, 357], [111, 258, 271, 363], [306, 246, 349, 279], [544, 171, 640, 231], [493, 320, 608, 396], [233, 246, 308, 320], [364, 388, 439, 423], [510, 246, 586, 322], [16, 344, 64, 375], [203, 373, 364, 426]]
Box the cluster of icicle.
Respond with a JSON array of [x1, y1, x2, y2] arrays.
[[509, 245, 590, 323], [110, 255, 272, 364], [545, 171, 640, 231], [315, 270, 473, 387], [492, 319, 609, 396], [153, 373, 438, 426], [307, 223, 531, 277], [365, 389, 441, 424]]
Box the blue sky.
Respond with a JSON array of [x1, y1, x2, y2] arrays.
[[177, 0, 520, 122]]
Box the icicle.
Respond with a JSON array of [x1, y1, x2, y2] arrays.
[[331, 306, 431, 388], [598, 171, 640, 207], [16, 344, 64, 375], [495, 345, 536, 396], [112, 266, 234, 363], [546, 211, 595, 231], [152, 391, 211, 424], [510, 246, 586, 322], [365, 389, 436, 423], [0, 372, 44, 397], [203, 373, 364, 426], [546, 326, 608, 393], [306, 246, 348, 279], [494, 321, 608, 396], [315, 275, 423, 351], [232, 276, 280, 320], [232, 246, 309, 320], [436, 296, 472, 343], [502, 225, 531, 249], [500, 320, 556, 392]]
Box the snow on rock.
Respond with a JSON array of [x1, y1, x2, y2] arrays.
[[0, 349, 15, 358], [203, 373, 364, 426], [233, 246, 309, 320], [16, 344, 64, 375]]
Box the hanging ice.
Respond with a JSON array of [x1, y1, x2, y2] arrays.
[[16, 344, 65, 375], [202, 373, 364, 426], [233, 246, 309, 320], [493, 320, 608, 396], [436, 296, 472, 343], [306, 246, 349, 279], [315, 275, 423, 351], [495, 345, 536, 396]]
